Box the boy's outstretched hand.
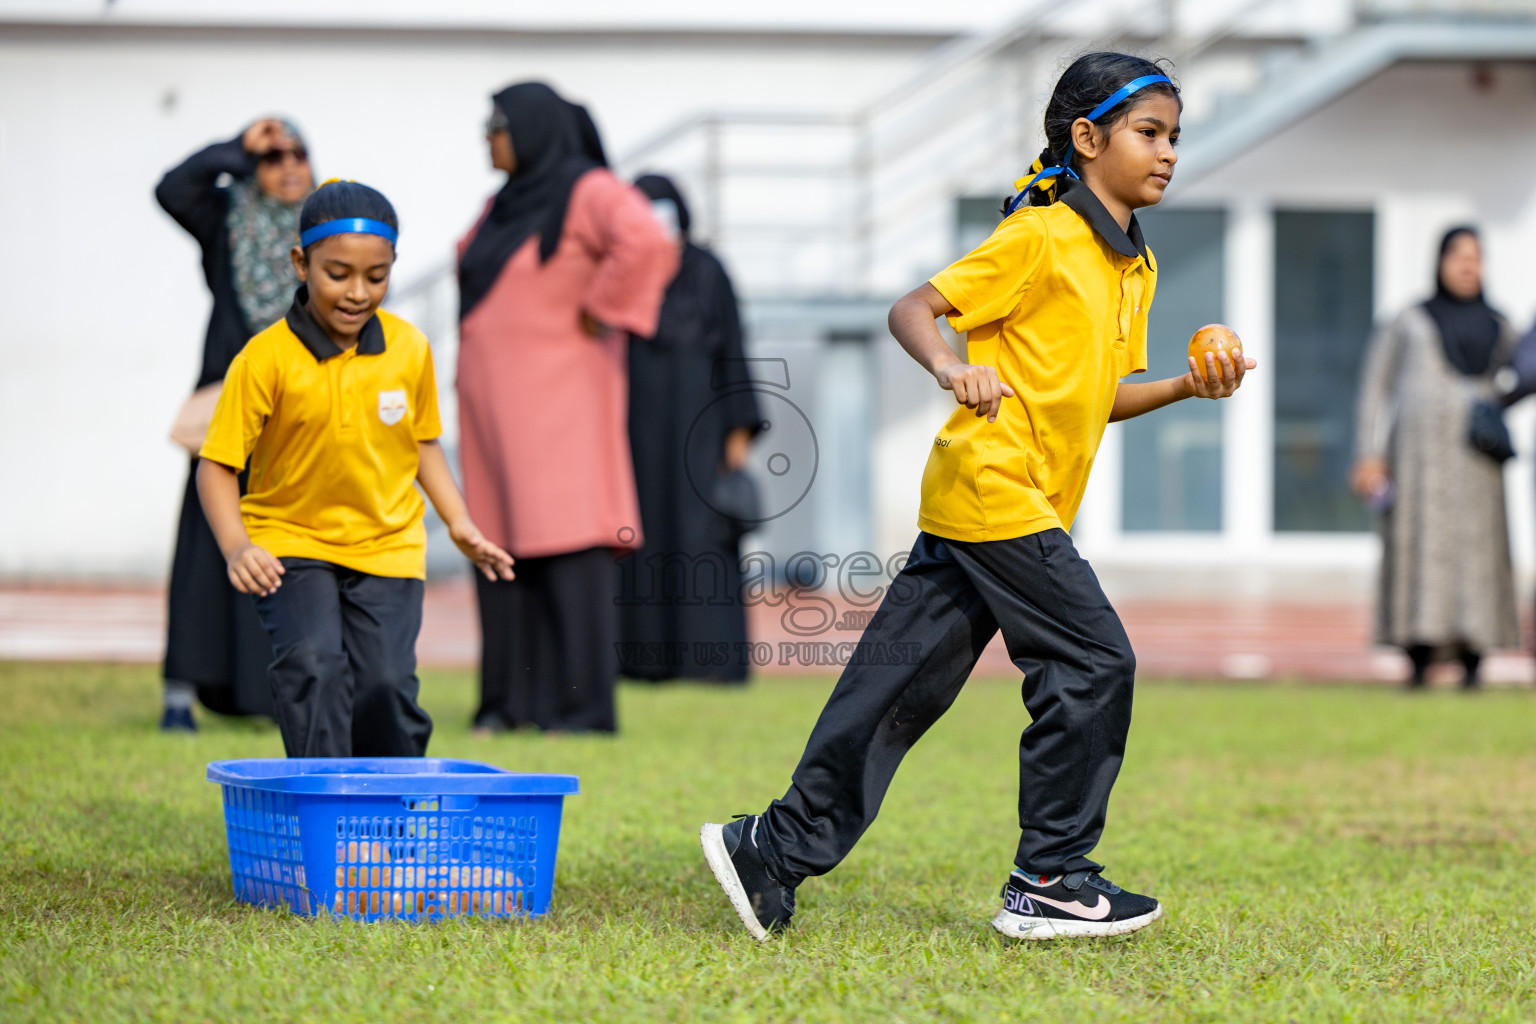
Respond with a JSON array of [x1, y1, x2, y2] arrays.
[[936, 361, 1016, 422], [1185, 347, 1257, 400], [227, 543, 285, 597], [448, 519, 516, 582]]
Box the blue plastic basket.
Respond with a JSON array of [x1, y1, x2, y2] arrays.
[[207, 758, 579, 921]]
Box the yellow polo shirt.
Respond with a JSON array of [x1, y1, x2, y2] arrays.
[[919, 182, 1155, 542], [200, 289, 442, 579]]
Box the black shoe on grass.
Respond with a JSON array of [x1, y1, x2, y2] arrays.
[[159, 705, 196, 733], [992, 869, 1162, 940], [700, 815, 795, 940]]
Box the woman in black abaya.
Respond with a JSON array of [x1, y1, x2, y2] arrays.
[[154, 119, 313, 729], [616, 175, 762, 683]]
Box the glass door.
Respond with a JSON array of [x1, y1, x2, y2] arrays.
[[1273, 210, 1375, 532]]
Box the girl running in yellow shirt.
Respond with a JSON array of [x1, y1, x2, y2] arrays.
[[702, 52, 1255, 942]]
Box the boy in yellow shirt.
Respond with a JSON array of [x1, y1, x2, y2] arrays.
[[702, 53, 1256, 941], [198, 180, 513, 758]]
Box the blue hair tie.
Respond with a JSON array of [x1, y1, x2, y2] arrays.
[[1008, 73, 1173, 216], [299, 217, 399, 249]]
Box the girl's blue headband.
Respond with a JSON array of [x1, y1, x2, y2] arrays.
[[1007, 73, 1172, 216], [299, 217, 399, 249]]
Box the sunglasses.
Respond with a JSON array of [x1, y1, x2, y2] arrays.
[[484, 111, 509, 135], [257, 147, 309, 166]]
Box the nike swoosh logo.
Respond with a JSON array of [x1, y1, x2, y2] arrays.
[[1028, 893, 1112, 920]]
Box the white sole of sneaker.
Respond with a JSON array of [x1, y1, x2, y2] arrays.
[[991, 903, 1163, 940], [699, 823, 771, 942]]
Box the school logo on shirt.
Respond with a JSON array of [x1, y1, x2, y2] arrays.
[[378, 390, 408, 426]]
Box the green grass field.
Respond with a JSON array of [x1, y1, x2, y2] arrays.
[[2, 663, 1534, 1023]]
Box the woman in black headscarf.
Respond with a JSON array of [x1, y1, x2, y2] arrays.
[[1353, 226, 1519, 688], [615, 175, 763, 683], [457, 83, 677, 733], [154, 118, 314, 729]]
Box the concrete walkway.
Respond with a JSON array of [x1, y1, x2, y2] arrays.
[[1, 580, 1530, 685]]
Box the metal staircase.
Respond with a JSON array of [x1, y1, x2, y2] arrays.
[[1176, 6, 1536, 181], [608, 0, 1536, 300]]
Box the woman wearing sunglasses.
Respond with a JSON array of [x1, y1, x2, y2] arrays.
[[154, 118, 315, 731]]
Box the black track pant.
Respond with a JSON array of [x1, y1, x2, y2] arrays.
[[758, 530, 1136, 886], [254, 558, 431, 758]]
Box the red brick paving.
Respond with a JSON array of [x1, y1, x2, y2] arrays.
[[1, 579, 1530, 685]]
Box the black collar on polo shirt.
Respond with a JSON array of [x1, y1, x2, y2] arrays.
[[1058, 179, 1149, 261], [284, 286, 387, 361]]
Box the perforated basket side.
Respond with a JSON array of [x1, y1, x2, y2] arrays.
[[221, 785, 311, 914], [290, 792, 567, 921]]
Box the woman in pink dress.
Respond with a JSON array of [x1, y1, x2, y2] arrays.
[[458, 81, 677, 733]]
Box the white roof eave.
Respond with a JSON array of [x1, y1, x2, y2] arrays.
[[1177, 20, 1536, 183]]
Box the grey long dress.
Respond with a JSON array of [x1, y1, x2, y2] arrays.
[[1355, 304, 1518, 651]]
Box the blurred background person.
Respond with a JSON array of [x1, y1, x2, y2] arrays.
[[457, 82, 677, 735], [1352, 226, 1519, 689], [153, 118, 313, 730], [616, 175, 762, 684], [1496, 318, 1536, 676]]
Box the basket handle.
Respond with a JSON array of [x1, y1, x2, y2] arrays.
[[400, 794, 480, 811]]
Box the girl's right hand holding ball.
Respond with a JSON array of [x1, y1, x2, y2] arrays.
[[227, 544, 285, 596]]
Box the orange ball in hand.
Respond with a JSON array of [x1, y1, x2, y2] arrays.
[[1187, 324, 1242, 381]]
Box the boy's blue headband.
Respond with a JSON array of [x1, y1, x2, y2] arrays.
[[1007, 74, 1172, 216], [299, 217, 399, 249]]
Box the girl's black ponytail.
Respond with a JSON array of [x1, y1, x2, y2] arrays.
[[1021, 51, 1181, 209], [1006, 148, 1064, 214]]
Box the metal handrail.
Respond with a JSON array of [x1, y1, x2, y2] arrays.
[[620, 111, 858, 170], [1356, 0, 1536, 20], [387, 260, 453, 306]]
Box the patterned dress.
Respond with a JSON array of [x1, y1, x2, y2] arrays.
[[1355, 304, 1519, 651]]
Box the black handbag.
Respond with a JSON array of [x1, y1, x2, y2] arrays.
[[1468, 398, 1514, 463], [711, 468, 761, 543]]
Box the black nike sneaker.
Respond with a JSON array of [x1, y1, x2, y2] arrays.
[[700, 815, 796, 940], [992, 869, 1162, 940]]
